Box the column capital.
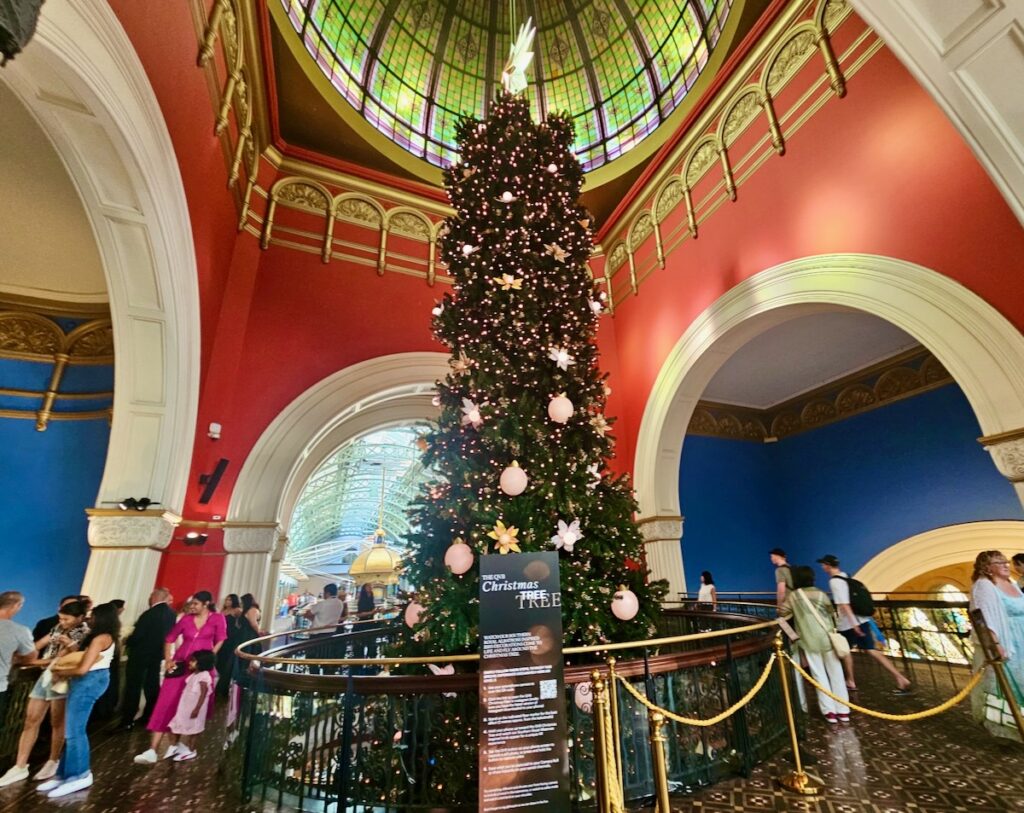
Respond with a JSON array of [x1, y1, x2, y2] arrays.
[[222, 523, 280, 553], [636, 515, 684, 543], [981, 433, 1024, 483], [86, 510, 181, 550]]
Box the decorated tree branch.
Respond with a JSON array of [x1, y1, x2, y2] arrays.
[[401, 91, 667, 655]]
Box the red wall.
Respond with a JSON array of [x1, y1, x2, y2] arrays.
[[109, 0, 240, 382], [608, 46, 1024, 475], [110, 2, 1024, 599]]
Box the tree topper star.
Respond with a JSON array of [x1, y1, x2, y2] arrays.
[[491, 273, 523, 291], [488, 520, 521, 554], [501, 17, 536, 95], [551, 519, 582, 553], [548, 346, 575, 371], [545, 242, 568, 263]]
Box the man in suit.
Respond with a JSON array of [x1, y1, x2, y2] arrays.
[[120, 587, 176, 730]]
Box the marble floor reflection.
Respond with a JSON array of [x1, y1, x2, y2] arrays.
[[3, 657, 1023, 812]]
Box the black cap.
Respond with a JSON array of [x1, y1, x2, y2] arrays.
[[817, 554, 840, 567], [769, 548, 786, 557]]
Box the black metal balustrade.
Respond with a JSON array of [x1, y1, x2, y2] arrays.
[[227, 610, 787, 811]]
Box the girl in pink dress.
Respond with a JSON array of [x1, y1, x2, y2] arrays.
[[168, 650, 215, 761], [133, 592, 227, 765]]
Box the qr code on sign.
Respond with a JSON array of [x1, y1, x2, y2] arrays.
[[539, 679, 557, 700]]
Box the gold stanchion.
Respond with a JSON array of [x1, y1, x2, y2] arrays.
[[607, 656, 623, 783], [990, 659, 1024, 741], [648, 710, 673, 813], [591, 669, 625, 813], [773, 637, 822, 795]]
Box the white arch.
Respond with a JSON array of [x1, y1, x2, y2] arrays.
[[226, 352, 447, 609], [634, 254, 1024, 589], [3, 0, 200, 510], [229, 352, 448, 525], [854, 520, 1024, 593]]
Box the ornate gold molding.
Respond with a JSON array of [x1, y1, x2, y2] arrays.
[[687, 346, 954, 442], [0, 310, 115, 430], [602, 0, 877, 305], [189, 0, 879, 300]]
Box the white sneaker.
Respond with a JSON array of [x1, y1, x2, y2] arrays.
[[33, 760, 59, 781], [173, 747, 196, 762], [133, 749, 158, 765], [37, 778, 63, 792], [47, 772, 93, 798], [0, 765, 29, 787], [162, 743, 180, 760]]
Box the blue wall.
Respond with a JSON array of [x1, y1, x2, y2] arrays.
[[679, 384, 1024, 593], [0, 348, 112, 627]]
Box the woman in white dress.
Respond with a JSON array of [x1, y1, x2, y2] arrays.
[[697, 571, 717, 610], [970, 550, 1024, 740]]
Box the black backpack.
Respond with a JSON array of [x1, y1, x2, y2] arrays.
[[837, 575, 875, 617]]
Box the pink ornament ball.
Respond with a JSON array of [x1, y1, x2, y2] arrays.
[[404, 601, 425, 628], [499, 463, 529, 496], [444, 541, 474, 575], [611, 588, 639, 621], [547, 394, 574, 423]]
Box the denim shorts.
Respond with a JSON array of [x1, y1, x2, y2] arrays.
[[28, 672, 66, 702]]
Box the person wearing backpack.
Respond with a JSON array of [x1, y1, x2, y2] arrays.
[[818, 555, 912, 695]]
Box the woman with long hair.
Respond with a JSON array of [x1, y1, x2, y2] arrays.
[[0, 600, 89, 787], [133, 591, 226, 764], [970, 550, 1024, 740], [216, 595, 241, 699], [37, 602, 121, 798], [697, 571, 717, 610]]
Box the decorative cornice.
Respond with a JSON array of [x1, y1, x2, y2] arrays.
[[86, 512, 182, 550], [637, 515, 684, 542], [223, 523, 280, 553], [688, 346, 953, 442], [983, 437, 1024, 484]]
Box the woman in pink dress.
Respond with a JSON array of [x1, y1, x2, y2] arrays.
[[132, 592, 226, 764]]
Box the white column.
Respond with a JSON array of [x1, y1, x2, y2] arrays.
[[220, 524, 279, 606], [81, 510, 180, 632], [260, 534, 288, 621], [637, 516, 686, 601], [983, 433, 1024, 505]]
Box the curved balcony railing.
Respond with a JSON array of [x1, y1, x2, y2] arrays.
[[227, 608, 788, 811]]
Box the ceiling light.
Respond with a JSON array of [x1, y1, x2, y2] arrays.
[[116, 497, 159, 512]]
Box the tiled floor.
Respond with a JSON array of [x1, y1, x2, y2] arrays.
[[3, 657, 1022, 812]]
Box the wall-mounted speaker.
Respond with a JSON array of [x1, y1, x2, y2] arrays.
[[198, 458, 229, 504]]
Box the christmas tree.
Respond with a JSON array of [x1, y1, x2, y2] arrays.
[[402, 91, 668, 654]]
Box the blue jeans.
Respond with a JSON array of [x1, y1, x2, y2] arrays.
[[57, 669, 109, 781]]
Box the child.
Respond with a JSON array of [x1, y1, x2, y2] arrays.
[[134, 650, 214, 764], [168, 650, 215, 761]]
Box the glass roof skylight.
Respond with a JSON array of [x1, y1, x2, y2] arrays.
[[281, 0, 733, 171]]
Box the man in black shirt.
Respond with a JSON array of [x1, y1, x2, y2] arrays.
[[32, 595, 82, 643], [120, 588, 176, 729]]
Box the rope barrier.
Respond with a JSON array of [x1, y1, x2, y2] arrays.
[[782, 652, 983, 721], [614, 652, 777, 727]]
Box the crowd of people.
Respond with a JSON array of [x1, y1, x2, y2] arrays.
[[0, 586, 267, 799]]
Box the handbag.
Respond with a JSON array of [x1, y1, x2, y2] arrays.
[[797, 588, 850, 659]]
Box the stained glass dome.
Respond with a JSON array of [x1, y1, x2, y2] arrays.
[[280, 0, 734, 171]]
